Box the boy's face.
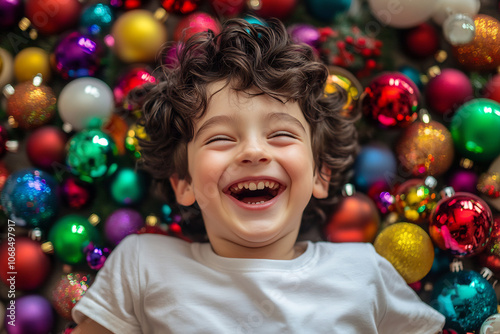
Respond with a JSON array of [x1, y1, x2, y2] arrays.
[[170, 81, 330, 257]]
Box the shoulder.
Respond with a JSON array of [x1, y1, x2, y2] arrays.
[[313, 241, 377, 261]]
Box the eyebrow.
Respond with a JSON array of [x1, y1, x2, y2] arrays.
[[267, 112, 307, 133], [194, 115, 236, 141]]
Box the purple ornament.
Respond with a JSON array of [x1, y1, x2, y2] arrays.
[[163, 42, 183, 68], [53, 31, 103, 79], [448, 169, 478, 194], [287, 24, 320, 49], [104, 208, 144, 246], [0, 0, 23, 28], [85, 242, 110, 270], [5, 295, 54, 334]]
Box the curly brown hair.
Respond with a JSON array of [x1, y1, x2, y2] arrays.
[[139, 17, 359, 237]]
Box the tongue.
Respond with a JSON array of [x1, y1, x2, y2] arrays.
[[239, 195, 272, 203]]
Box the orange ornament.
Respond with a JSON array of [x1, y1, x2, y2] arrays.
[[452, 14, 500, 71]]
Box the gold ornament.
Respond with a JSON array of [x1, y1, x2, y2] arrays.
[[0, 48, 14, 88], [111, 9, 168, 63], [374, 222, 435, 284], [125, 122, 149, 159], [14, 47, 51, 83], [452, 14, 500, 71], [325, 66, 362, 116]]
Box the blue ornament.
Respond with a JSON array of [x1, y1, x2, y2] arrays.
[[80, 3, 114, 36], [431, 270, 497, 333], [305, 0, 352, 22], [398, 65, 423, 91], [0, 168, 59, 229], [352, 143, 397, 191], [243, 15, 268, 27]]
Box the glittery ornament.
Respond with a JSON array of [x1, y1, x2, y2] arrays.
[[0, 48, 14, 88], [425, 68, 473, 115], [6, 81, 56, 130], [305, 0, 350, 22], [478, 172, 500, 198], [452, 15, 500, 71], [49, 215, 101, 264], [1, 168, 59, 229], [80, 3, 114, 36], [477, 216, 500, 276], [4, 295, 54, 334], [431, 270, 497, 333], [483, 74, 500, 104], [0, 124, 8, 159], [13, 47, 51, 83], [323, 189, 380, 243], [325, 66, 362, 116], [0, 237, 50, 291], [58, 77, 114, 131], [0, 0, 23, 29], [450, 99, 500, 163], [66, 128, 119, 182], [104, 208, 144, 246], [125, 122, 149, 159], [109, 167, 148, 205], [26, 126, 67, 170], [352, 143, 397, 191], [394, 177, 439, 224], [25, 0, 82, 35], [51, 272, 93, 319], [60, 176, 94, 209], [396, 120, 454, 177], [111, 9, 168, 63], [249, 0, 297, 20], [209, 0, 245, 17], [53, 31, 103, 79], [480, 314, 500, 333], [374, 222, 435, 283], [114, 67, 156, 106], [443, 13, 476, 46], [162, 0, 200, 14], [174, 12, 221, 42], [84, 242, 110, 270], [361, 72, 419, 128], [401, 23, 440, 58], [429, 191, 493, 257], [110, 0, 143, 10], [287, 24, 320, 49], [448, 169, 478, 194]]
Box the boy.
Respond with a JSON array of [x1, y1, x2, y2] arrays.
[[72, 18, 445, 333]]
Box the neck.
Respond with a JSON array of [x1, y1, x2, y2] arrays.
[[208, 230, 304, 260]]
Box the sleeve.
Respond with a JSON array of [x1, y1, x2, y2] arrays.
[[371, 245, 446, 334], [72, 234, 143, 333]]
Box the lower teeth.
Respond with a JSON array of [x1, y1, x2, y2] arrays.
[[246, 201, 265, 205]]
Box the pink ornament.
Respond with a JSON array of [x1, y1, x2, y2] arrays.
[[209, 0, 245, 17], [114, 67, 156, 106], [249, 0, 297, 20], [429, 191, 493, 257], [448, 169, 478, 194], [483, 73, 500, 104], [163, 42, 183, 68], [425, 68, 473, 116], [104, 208, 144, 246], [361, 72, 420, 128], [174, 12, 221, 42], [26, 0, 82, 35], [287, 24, 320, 49]]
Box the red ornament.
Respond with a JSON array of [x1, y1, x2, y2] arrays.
[[109, 0, 143, 10], [25, 0, 82, 35], [323, 192, 380, 243], [162, 0, 200, 14], [209, 0, 245, 17], [113, 67, 156, 106], [477, 216, 500, 275], [0, 237, 51, 290], [248, 0, 297, 20], [173, 12, 221, 42], [425, 68, 473, 115], [51, 272, 93, 319], [0, 161, 10, 192], [26, 126, 67, 170], [361, 72, 420, 128], [60, 176, 93, 209], [401, 23, 440, 58], [0, 124, 8, 158], [483, 73, 500, 104], [429, 191, 493, 257]]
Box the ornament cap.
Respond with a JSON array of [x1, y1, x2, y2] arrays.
[[481, 267, 494, 281], [450, 258, 463, 272], [424, 176, 438, 189], [342, 183, 356, 197], [418, 109, 431, 123], [440, 186, 455, 199]]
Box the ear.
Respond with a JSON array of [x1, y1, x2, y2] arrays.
[[312, 164, 331, 199], [169, 175, 196, 206]]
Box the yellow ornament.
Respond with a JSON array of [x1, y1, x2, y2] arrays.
[[0, 48, 14, 88], [14, 47, 52, 83], [111, 9, 168, 63], [325, 66, 362, 116], [125, 122, 149, 159], [374, 222, 434, 284]]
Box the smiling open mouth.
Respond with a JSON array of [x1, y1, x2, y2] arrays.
[[227, 180, 283, 205]]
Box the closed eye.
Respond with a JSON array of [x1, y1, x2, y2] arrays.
[[269, 131, 297, 139], [205, 135, 233, 144]]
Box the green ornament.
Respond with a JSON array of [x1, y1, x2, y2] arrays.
[[450, 98, 500, 163], [109, 167, 148, 205], [66, 128, 119, 182], [48, 215, 101, 265]]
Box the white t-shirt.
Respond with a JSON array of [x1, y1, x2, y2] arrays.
[[72, 234, 445, 333]]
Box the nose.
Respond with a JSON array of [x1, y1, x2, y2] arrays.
[[236, 138, 271, 165]]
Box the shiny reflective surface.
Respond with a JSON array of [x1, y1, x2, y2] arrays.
[[52, 272, 94, 319], [394, 178, 439, 224]]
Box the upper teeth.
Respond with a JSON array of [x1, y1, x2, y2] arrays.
[[230, 180, 279, 193]]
